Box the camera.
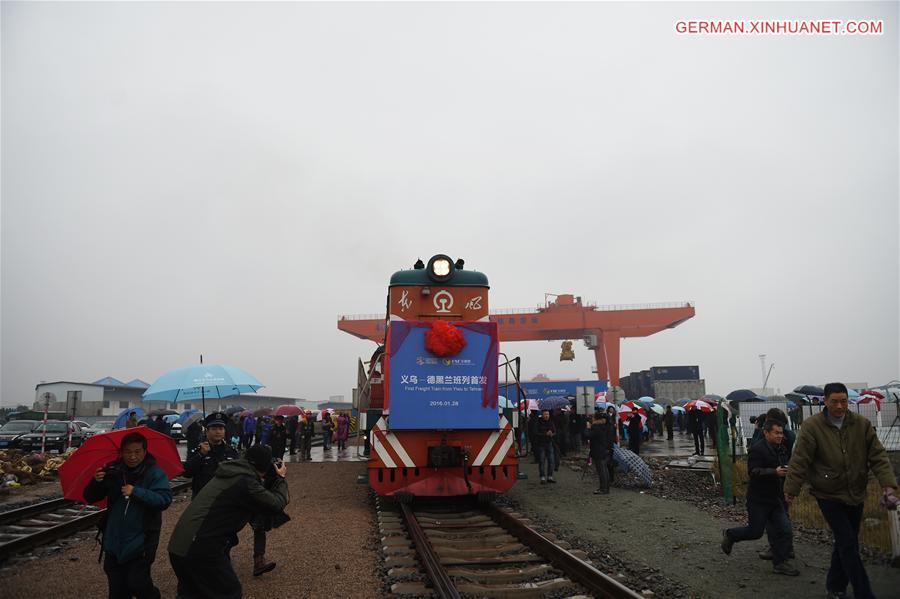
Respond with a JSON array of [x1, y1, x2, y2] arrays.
[[749, 416, 757, 424]]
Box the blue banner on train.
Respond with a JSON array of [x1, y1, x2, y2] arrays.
[[499, 380, 609, 402], [388, 321, 499, 429]]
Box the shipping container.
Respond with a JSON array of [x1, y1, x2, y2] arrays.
[[652, 379, 706, 404], [639, 370, 653, 398], [650, 365, 700, 381]]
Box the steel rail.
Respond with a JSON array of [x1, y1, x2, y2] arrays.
[[0, 480, 192, 562], [483, 503, 644, 599], [0, 497, 72, 526], [399, 502, 461, 599]]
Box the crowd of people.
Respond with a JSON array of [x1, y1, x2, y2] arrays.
[[517, 383, 899, 599], [87, 408, 353, 599], [89, 384, 899, 599]]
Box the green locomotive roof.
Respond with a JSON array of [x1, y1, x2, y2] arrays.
[[389, 258, 489, 287]]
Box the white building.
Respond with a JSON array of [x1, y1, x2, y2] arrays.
[[34, 378, 307, 417], [34, 377, 151, 417], [172, 394, 305, 413]]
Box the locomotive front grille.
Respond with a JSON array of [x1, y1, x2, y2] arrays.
[[427, 444, 463, 468]]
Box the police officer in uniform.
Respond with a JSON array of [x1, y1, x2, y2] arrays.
[[183, 412, 239, 499]]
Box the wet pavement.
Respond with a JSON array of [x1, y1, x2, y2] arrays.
[[630, 431, 709, 458]]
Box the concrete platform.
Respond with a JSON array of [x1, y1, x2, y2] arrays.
[[633, 431, 718, 458]]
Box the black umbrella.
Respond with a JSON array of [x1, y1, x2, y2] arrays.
[[793, 385, 824, 396], [224, 406, 245, 415], [785, 392, 810, 405], [726, 389, 766, 402], [146, 408, 177, 417]]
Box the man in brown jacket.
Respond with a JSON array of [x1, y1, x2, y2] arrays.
[[784, 382, 897, 599]]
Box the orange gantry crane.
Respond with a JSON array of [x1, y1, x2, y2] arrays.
[[338, 294, 695, 387]]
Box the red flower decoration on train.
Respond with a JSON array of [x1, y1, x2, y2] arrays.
[[424, 321, 466, 357]]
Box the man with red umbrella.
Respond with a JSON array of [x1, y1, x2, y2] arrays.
[[82, 431, 174, 599]]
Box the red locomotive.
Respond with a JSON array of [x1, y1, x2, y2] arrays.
[[356, 255, 520, 498]]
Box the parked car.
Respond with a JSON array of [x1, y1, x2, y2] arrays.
[[83, 421, 115, 437], [163, 414, 183, 442], [17, 421, 87, 453], [0, 420, 40, 449], [74, 420, 91, 430]]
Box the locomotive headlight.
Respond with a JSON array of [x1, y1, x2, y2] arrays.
[[432, 258, 451, 277], [426, 254, 455, 282]]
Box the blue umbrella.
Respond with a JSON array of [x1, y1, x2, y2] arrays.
[[612, 445, 652, 488], [176, 409, 199, 425], [143, 363, 264, 415], [671, 406, 686, 413], [595, 400, 612, 410], [113, 407, 145, 430], [636, 396, 656, 405]]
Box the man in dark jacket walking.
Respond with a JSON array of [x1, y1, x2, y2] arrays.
[[626, 412, 643, 455], [784, 383, 897, 599], [183, 412, 239, 499], [663, 405, 675, 440], [688, 407, 705, 455], [185, 420, 202, 455], [722, 419, 798, 576], [301, 412, 314, 460], [287, 415, 298, 455], [269, 415, 287, 460], [588, 412, 614, 494], [534, 409, 557, 484], [168, 445, 290, 599], [84, 432, 173, 599]]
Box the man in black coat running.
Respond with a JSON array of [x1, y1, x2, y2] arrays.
[[722, 419, 798, 576]]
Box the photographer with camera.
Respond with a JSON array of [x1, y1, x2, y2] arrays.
[[83, 431, 173, 599], [168, 444, 289, 599], [249, 454, 291, 577], [183, 412, 239, 499]]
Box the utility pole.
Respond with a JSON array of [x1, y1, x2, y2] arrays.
[[580, 387, 591, 415], [41, 392, 51, 454], [759, 354, 767, 390]]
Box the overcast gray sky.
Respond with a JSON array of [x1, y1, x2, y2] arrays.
[[2, 1, 898, 407]]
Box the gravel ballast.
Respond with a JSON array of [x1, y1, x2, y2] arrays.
[[506, 453, 900, 599]]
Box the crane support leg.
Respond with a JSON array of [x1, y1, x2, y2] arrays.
[[593, 331, 621, 387]]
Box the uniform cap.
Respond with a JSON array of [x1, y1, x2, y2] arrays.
[[205, 412, 228, 427]]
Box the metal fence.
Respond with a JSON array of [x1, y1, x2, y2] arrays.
[[734, 400, 900, 451]]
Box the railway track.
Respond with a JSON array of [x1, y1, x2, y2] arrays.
[[0, 479, 192, 563], [378, 497, 644, 599]]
